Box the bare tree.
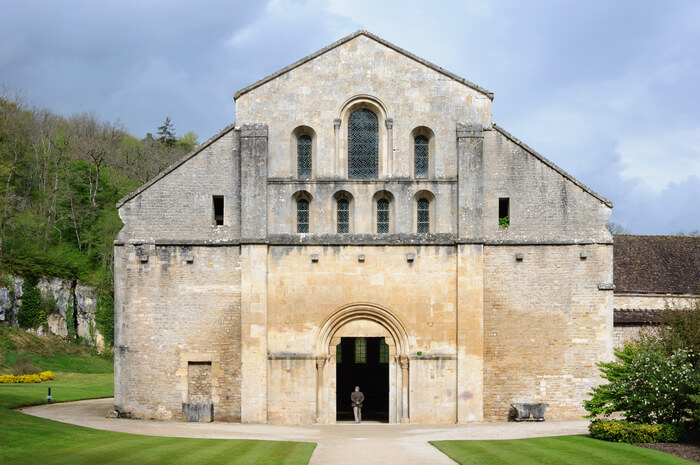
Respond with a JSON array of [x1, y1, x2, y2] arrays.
[[606, 221, 631, 235]]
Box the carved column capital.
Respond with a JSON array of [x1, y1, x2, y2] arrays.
[[316, 356, 327, 369], [333, 118, 341, 130]]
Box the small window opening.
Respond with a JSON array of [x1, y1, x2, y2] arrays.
[[499, 198, 510, 228], [354, 337, 367, 364], [377, 198, 390, 234], [213, 196, 224, 226], [297, 199, 309, 233], [414, 135, 429, 178], [297, 135, 312, 178], [417, 198, 430, 233], [337, 198, 349, 233]]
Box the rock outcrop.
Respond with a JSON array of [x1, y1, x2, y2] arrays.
[[0, 275, 103, 350]]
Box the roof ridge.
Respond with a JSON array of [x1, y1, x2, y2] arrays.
[[116, 122, 237, 208], [492, 123, 613, 208], [233, 30, 494, 100]]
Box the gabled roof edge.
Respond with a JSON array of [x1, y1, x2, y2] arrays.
[[116, 122, 237, 209], [492, 123, 614, 208], [233, 30, 494, 100]]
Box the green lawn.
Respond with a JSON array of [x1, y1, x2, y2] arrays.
[[432, 435, 695, 465], [0, 372, 316, 465]]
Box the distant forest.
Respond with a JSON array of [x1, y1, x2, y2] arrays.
[[0, 91, 198, 293]]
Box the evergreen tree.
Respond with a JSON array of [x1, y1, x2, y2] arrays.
[[18, 276, 46, 329], [157, 117, 177, 146]]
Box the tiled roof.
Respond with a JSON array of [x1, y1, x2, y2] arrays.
[[614, 235, 700, 295], [613, 310, 665, 324]]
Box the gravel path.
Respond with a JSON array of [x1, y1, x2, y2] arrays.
[[21, 398, 590, 465]]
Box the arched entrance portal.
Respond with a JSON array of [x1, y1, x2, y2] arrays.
[[313, 303, 410, 424]]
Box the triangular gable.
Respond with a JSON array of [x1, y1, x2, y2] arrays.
[[233, 30, 494, 101], [116, 122, 237, 208], [492, 123, 613, 208]]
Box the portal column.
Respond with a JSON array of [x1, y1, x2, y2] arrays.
[[315, 356, 326, 423], [400, 355, 409, 423], [385, 118, 394, 177]]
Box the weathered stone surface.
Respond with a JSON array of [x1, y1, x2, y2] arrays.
[[0, 275, 102, 348], [114, 31, 614, 424], [182, 402, 213, 422]]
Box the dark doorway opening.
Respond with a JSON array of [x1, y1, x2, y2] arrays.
[[336, 337, 389, 422]]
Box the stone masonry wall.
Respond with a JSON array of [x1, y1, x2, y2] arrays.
[[117, 128, 240, 242], [482, 244, 614, 421], [236, 34, 492, 180], [482, 129, 612, 244], [114, 244, 242, 421], [266, 244, 459, 424]]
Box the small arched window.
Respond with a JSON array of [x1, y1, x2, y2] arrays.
[[417, 198, 430, 233], [297, 199, 309, 233], [348, 109, 378, 178], [297, 135, 312, 178], [414, 135, 429, 178], [337, 198, 349, 234], [377, 198, 389, 234]]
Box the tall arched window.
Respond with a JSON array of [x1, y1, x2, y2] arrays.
[[377, 198, 389, 234], [417, 198, 430, 233], [297, 199, 309, 233], [348, 109, 378, 178], [414, 135, 429, 178], [297, 135, 311, 178], [337, 198, 349, 234]]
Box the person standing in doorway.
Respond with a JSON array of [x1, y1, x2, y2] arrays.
[[351, 386, 364, 423]]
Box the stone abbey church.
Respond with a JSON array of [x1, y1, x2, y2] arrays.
[[114, 31, 615, 424]]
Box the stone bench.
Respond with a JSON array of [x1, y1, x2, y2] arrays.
[[182, 402, 214, 422], [510, 403, 548, 421]]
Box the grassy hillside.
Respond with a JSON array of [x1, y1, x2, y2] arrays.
[[0, 325, 113, 375]]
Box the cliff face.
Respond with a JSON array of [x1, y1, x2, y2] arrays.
[[0, 275, 103, 350]]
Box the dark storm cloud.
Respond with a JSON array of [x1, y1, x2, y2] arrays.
[[1, 0, 698, 234]]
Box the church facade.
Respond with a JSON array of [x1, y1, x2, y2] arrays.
[[114, 31, 614, 424]]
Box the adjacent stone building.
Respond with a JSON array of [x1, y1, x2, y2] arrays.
[[114, 31, 615, 424], [613, 235, 700, 347]]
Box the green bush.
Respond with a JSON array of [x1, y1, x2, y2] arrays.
[[95, 291, 114, 347], [585, 344, 697, 424], [17, 276, 46, 329], [12, 355, 40, 376], [589, 420, 685, 443]]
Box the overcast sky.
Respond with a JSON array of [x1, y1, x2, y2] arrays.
[[2, 0, 699, 235]]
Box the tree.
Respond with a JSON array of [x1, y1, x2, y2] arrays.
[[17, 275, 46, 329], [157, 116, 177, 146], [585, 343, 697, 424], [586, 302, 700, 425], [177, 131, 199, 152], [606, 221, 631, 234]]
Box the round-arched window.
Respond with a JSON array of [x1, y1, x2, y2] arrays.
[[348, 109, 378, 178]]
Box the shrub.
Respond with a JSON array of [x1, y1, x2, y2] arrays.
[[17, 276, 46, 329], [0, 370, 55, 384], [585, 344, 697, 424], [12, 355, 40, 376], [95, 291, 114, 347], [589, 420, 685, 443]]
